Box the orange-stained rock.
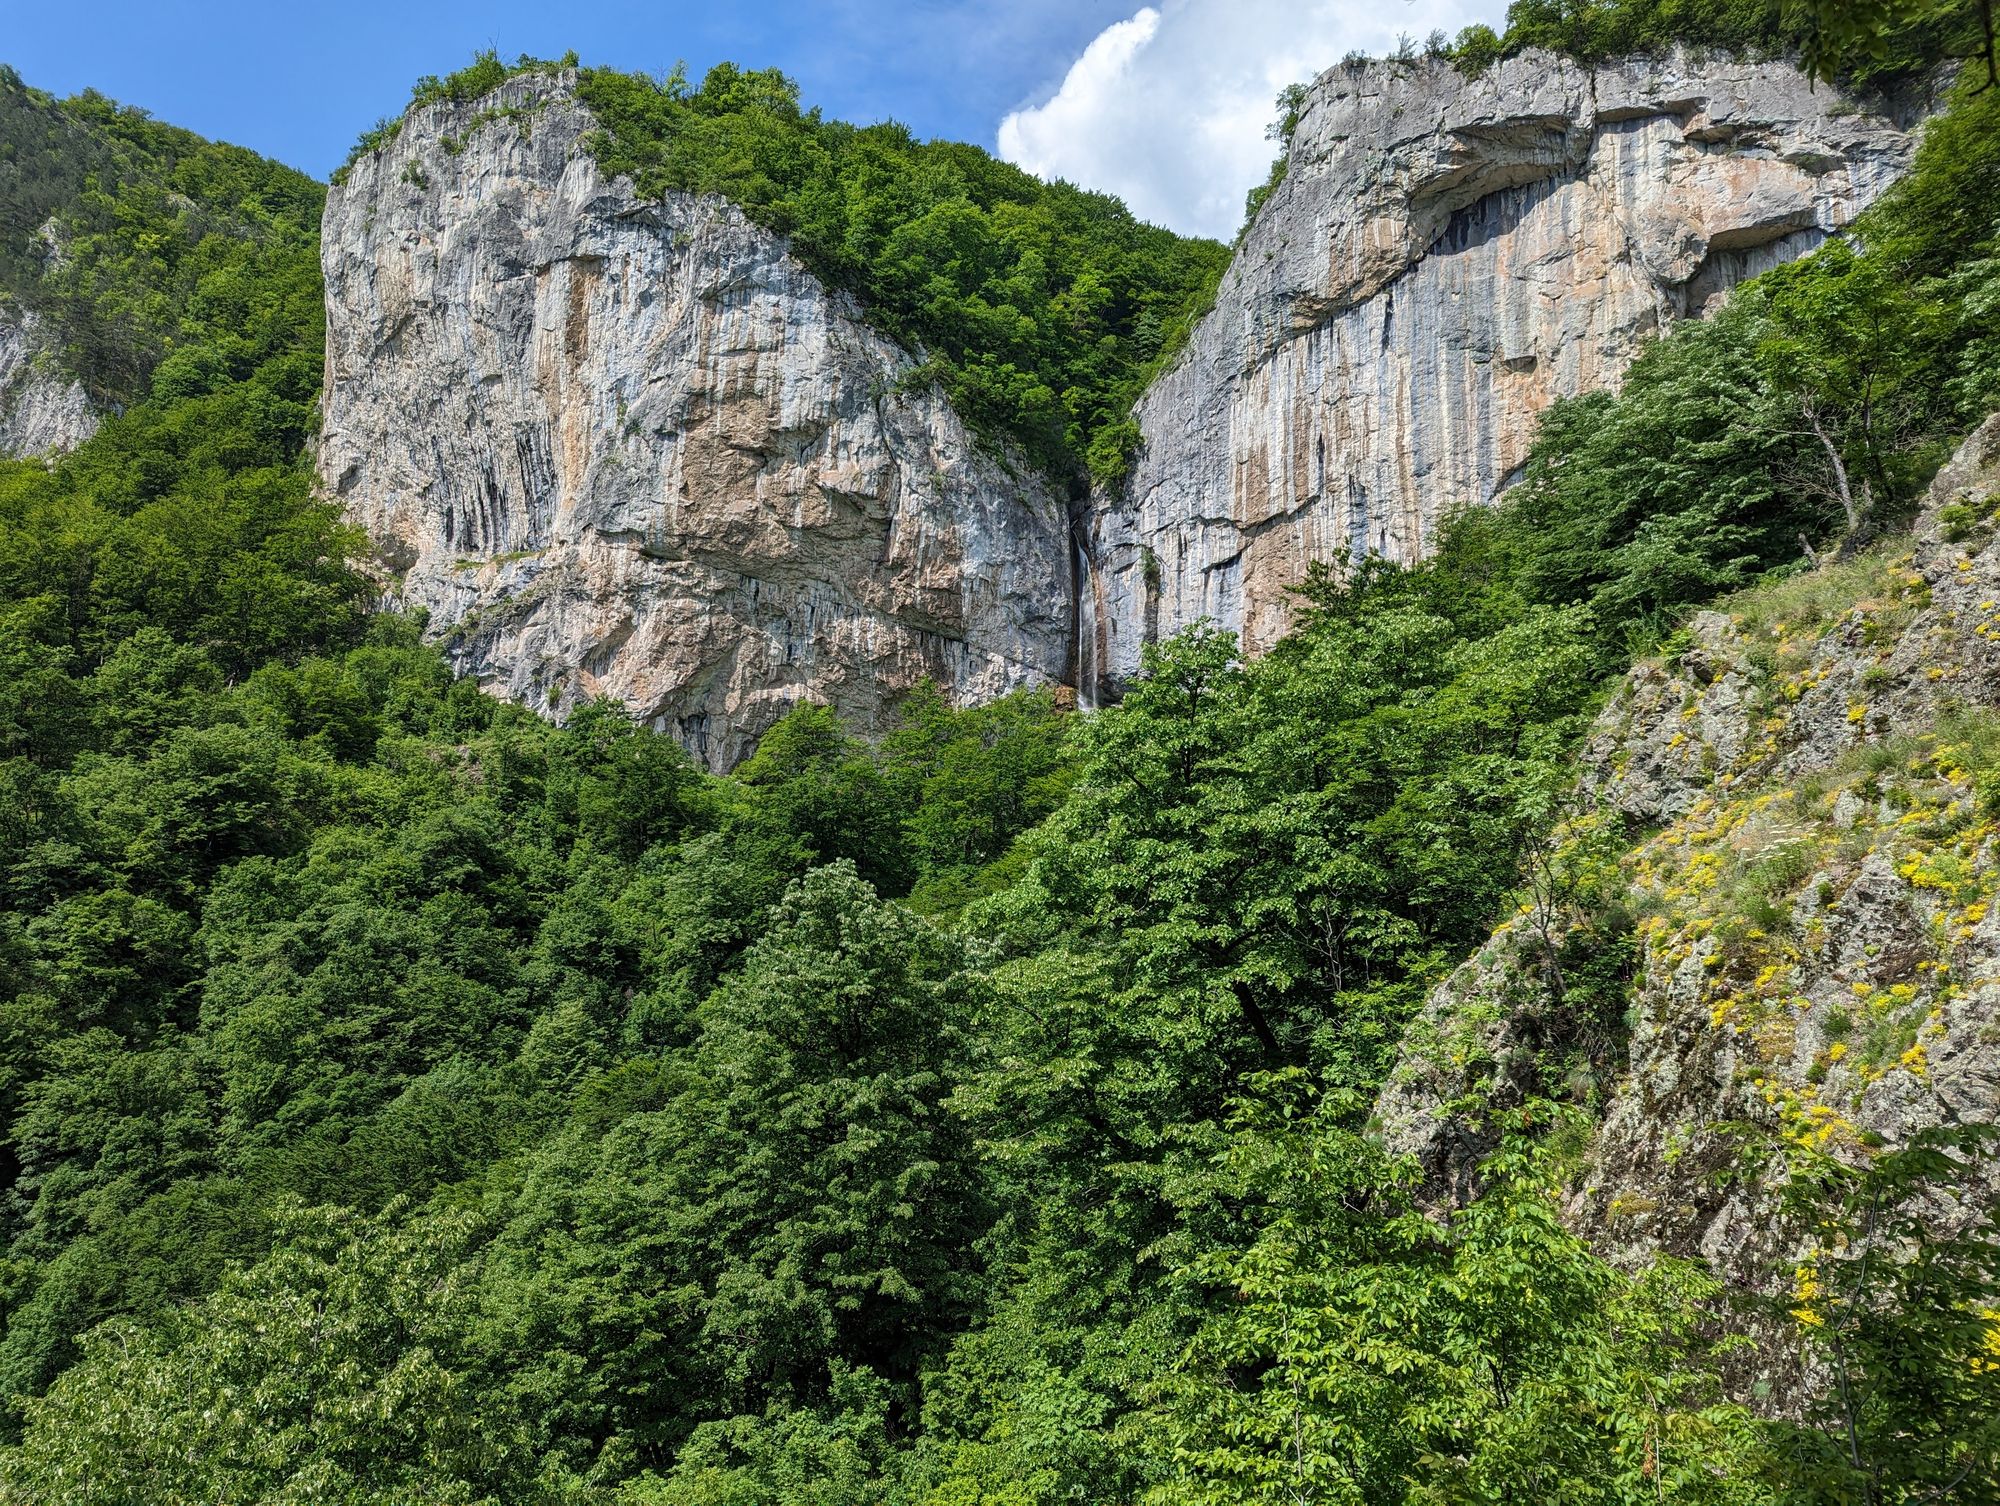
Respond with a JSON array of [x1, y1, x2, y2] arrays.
[[320, 74, 1072, 769], [1088, 50, 1932, 679]]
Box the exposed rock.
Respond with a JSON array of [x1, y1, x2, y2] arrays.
[[0, 304, 97, 458], [320, 52, 1938, 760], [1372, 922, 1555, 1204], [1778, 412, 2000, 773], [319, 74, 1072, 769], [1586, 417, 2000, 1277], [1377, 417, 2000, 1316], [1578, 610, 1762, 825], [1088, 49, 1929, 682]]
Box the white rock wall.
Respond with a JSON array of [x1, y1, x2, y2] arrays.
[[0, 306, 97, 458], [320, 75, 1073, 768], [1086, 50, 1928, 680]]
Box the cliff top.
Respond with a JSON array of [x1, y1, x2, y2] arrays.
[[331, 52, 1228, 491]]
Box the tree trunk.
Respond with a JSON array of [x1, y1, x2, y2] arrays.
[[1803, 401, 1863, 535]]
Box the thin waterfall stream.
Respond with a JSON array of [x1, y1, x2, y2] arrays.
[[1072, 531, 1099, 712]]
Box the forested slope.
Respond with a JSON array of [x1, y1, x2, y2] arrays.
[[0, 65, 322, 427], [0, 17, 1996, 1506]]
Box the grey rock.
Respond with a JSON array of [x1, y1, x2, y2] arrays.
[[1782, 412, 2000, 774], [1579, 610, 1761, 823], [1371, 921, 1554, 1204], [1377, 419, 2000, 1374], [1088, 49, 1928, 682], [0, 305, 97, 458], [319, 74, 1073, 769]]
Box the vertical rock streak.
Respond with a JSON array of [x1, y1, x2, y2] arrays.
[[321, 53, 1927, 759], [319, 75, 1070, 768], [1089, 49, 1927, 680], [0, 305, 97, 458]]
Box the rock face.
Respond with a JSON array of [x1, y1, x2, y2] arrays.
[[319, 74, 1072, 769], [0, 306, 96, 458], [1376, 415, 2000, 1309], [1085, 49, 1928, 682], [322, 53, 1935, 759]]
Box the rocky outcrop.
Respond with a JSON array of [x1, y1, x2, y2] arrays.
[[1376, 415, 2000, 1293], [321, 53, 1937, 760], [0, 305, 96, 458], [319, 74, 1072, 769], [1086, 50, 1929, 682]]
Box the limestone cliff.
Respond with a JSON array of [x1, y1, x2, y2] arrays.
[[0, 305, 96, 458], [323, 52, 1936, 758], [1377, 414, 2000, 1300], [1085, 50, 1929, 683], [319, 74, 1072, 769]]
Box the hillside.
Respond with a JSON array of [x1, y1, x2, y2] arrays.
[[0, 15, 1996, 1506], [0, 66, 322, 455]]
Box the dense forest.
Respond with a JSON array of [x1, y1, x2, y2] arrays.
[[0, 3, 1998, 1500]]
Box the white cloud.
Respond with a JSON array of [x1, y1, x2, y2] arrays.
[[997, 0, 1506, 240]]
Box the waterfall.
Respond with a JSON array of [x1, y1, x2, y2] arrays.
[[1073, 533, 1099, 712]]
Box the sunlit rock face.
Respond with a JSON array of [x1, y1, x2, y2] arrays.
[[323, 54, 1932, 759], [1085, 49, 1929, 682], [0, 306, 97, 458], [1374, 417, 2000, 1370], [320, 74, 1071, 769]]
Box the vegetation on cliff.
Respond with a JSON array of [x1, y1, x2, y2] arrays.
[[1451, 0, 1992, 84], [0, 65, 323, 409], [579, 62, 1229, 488], [1, 39, 1998, 1506], [339, 50, 1229, 489], [1445, 69, 2000, 657]]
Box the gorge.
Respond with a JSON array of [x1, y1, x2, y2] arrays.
[[313, 50, 1929, 760], [1, 19, 1997, 1499]]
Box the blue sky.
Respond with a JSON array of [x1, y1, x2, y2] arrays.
[[5, 0, 1507, 239], [5, 0, 1132, 179]]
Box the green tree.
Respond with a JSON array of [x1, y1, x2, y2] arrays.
[[1153, 1089, 1770, 1506], [1762, 1126, 2000, 1504], [482, 865, 990, 1468], [0, 1203, 580, 1505], [736, 703, 913, 894]]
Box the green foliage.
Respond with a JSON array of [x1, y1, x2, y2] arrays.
[[334, 49, 584, 182], [410, 47, 579, 112], [1153, 1091, 1768, 1505], [1240, 81, 1313, 234], [0, 66, 324, 408], [480, 865, 990, 1471], [985, 554, 1601, 1092], [0, 1202, 582, 1504], [4, 44, 1998, 1506], [567, 62, 1229, 483], [1761, 1125, 2000, 1504], [1451, 22, 1508, 72], [615, 1365, 900, 1505], [881, 681, 1075, 914], [1793, 0, 1997, 87], [1475, 0, 1985, 81]]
